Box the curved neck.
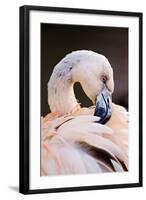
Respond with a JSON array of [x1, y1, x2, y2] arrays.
[[48, 77, 80, 115]]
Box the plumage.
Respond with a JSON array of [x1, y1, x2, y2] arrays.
[[41, 50, 128, 176]]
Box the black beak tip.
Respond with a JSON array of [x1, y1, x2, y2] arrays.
[[94, 92, 112, 124]]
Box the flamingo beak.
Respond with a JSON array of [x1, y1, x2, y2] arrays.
[[94, 86, 112, 124]]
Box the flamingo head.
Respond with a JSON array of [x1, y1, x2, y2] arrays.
[[48, 50, 114, 123], [71, 50, 114, 123]]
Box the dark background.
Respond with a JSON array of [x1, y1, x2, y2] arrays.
[[41, 23, 128, 117]]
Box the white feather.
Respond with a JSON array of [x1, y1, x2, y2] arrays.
[[41, 50, 128, 175]]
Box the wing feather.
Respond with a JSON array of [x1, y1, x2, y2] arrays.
[[41, 104, 128, 175]]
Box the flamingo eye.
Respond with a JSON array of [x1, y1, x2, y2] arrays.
[[101, 75, 107, 84]]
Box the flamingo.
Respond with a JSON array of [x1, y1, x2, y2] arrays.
[[41, 50, 128, 176]]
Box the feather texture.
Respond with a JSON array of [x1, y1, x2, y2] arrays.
[[41, 103, 128, 175], [41, 50, 128, 176]]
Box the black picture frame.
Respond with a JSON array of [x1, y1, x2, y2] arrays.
[[19, 5, 143, 194]]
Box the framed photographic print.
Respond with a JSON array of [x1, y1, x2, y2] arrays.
[[19, 5, 143, 194]]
